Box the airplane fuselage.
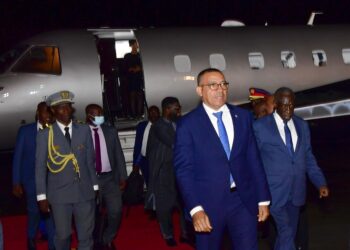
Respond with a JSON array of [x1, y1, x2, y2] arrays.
[[0, 25, 350, 149]]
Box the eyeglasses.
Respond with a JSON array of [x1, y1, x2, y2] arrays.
[[200, 82, 229, 90]]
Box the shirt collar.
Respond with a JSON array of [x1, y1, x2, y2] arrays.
[[89, 124, 101, 131], [56, 120, 72, 130], [202, 103, 229, 116], [37, 122, 43, 131], [273, 111, 292, 125]]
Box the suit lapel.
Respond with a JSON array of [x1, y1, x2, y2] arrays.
[[32, 123, 37, 135], [197, 105, 228, 160], [31, 123, 38, 146], [101, 125, 113, 167], [292, 116, 302, 155], [229, 106, 241, 159], [269, 115, 292, 157], [71, 123, 79, 151]]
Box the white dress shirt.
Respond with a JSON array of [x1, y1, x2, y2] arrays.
[[273, 112, 298, 150], [37, 122, 43, 131], [203, 103, 234, 151], [56, 120, 72, 138], [141, 121, 152, 156]]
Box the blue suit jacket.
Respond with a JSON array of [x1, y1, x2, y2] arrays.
[[12, 122, 37, 192], [133, 120, 148, 166], [174, 104, 270, 217], [253, 114, 327, 208]]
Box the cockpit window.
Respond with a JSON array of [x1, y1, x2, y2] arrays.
[[0, 45, 29, 73], [12, 46, 62, 75]]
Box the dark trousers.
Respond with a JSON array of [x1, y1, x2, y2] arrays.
[[270, 201, 300, 250], [95, 174, 122, 245], [139, 159, 149, 188], [295, 205, 308, 250], [129, 90, 144, 118], [25, 184, 55, 249], [51, 199, 95, 250], [156, 202, 188, 240], [196, 191, 258, 250]]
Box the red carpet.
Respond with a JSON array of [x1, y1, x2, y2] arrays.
[[1, 205, 194, 250]]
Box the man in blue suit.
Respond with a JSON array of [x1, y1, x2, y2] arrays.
[[174, 68, 271, 250], [12, 102, 55, 250], [253, 87, 329, 250], [133, 105, 160, 186]]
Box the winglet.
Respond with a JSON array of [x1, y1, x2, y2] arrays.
[[307, 11, 323, 26]]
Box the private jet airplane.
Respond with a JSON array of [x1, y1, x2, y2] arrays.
[[1, 24, 350, 152]]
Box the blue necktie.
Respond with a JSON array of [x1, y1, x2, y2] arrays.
[[284, 121, 294, 156], [213, 111, 234, 185]]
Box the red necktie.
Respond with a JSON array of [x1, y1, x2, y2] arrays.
[[93, 128, 102, 173]]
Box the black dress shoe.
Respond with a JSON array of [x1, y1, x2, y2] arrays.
[[180, 236, 195, 247], [93, 242, 102, 250], [165, 238, 177, 247], [103, 242, 116, 250], [27, 238, 36, 250]]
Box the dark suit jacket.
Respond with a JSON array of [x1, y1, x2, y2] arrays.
[[35, 122, 98, 204], [145, 118, 177, 209], [100, 124, 127, 183], [133, 120, 148, 166], [13, 123, 37, 192], [253, 114, 327, 208], [174, 104, 270, 218]]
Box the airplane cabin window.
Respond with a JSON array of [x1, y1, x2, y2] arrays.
[[281, 51, 296, 68], [312, 50, 327, 67], [174, 55, 191, 73], [248, 52, 264, 70], [342, 48, 350, 64], [12, 46, 61, 75], [209, 54, 226, 71]]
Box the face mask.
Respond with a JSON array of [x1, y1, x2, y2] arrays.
[[92, 116, 105, 126]]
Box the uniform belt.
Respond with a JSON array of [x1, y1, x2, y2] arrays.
[[230, 186, 237, 192], [97, 171, 112, 177]]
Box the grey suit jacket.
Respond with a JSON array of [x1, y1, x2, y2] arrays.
[[35, 122, 98, 204], [100, 124, 127, 183]]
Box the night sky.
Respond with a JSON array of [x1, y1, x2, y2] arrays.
[[1, 0, 350, 51]]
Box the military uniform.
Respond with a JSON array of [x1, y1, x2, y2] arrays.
[[36, 91, 98, 250]]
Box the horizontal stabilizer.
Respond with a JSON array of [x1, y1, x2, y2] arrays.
[[295, 99, 350, 120]]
